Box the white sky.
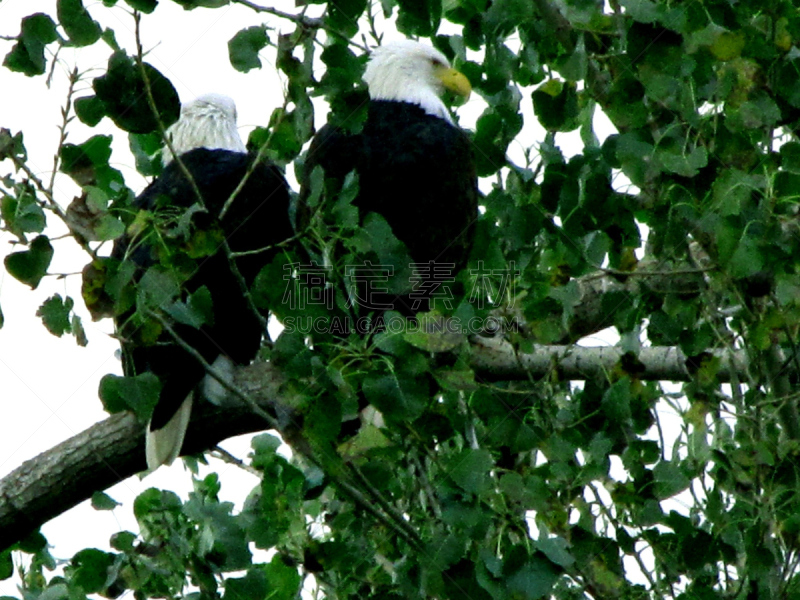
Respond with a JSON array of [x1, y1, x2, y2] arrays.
[[0, 0, 642, 589]]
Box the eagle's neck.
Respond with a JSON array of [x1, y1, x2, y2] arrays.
[[368, 79, 452, 124], [164, 112, 245, 164]]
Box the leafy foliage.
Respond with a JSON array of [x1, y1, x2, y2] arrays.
[[5, 0, 800, 599], [228, 25, 271, 73], [2, 14, 59, 77]]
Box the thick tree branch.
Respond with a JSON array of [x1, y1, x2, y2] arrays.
[[0, 341, 752, 550], [504, 261, 709, 344], [471, 337, 746, 382], [0, 361, 289, 552]]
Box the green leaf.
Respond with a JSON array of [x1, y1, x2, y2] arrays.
[[98, 372, 161, 420], [396, 0, 440, 36], [36, 294, 73, 337], [533, 81, 579, 131], [0, 128, 27, 162], [125, 0, 158, 12], [727, 93, 781, 131], [91, 491, 120, 510], [60, 135, 125, 195], [447, 448, 493, 494], [18, 530, 47, 553], [74, 95, 105, 126], [535, 537, 575, 568], [57, 0, 102, 46], [38, 584, 67, 600], [617, 0, 659, 23], [137, 267, 181, 310], [228, 25, 269, 72], [506, 553, 561, 599], [129, 132, 163, 177], [165, 285, 214, 329], [0, 548, 11, 580], [172, 0, 229, 7], [0, 303, 4, 330], [710, 31, 746, 61], [351, 212, 414, 295], [2, 14, 58, 77], [712, 169, 763, 216], [483, 0, 535, 35], [654, 145, 708, 178], [780, 142, 800, 174], [728, 235, 764, 279], [362, 370, 428, 422], [223, 569, 267, 600], [1, 191, 46, 236], [773, 58, 800, 108], [653, 460, 690, 499], [4, 235, 53, 289], [69, 549, 114, 593], [110, 531, 136, 551], [93, 51, 180, 133], [326, 0, 367, 38], [263, 554, 302, 600], [94, 214, 125, 241], [404, 313, 466, 352], [133, 488, 182, 521], [602, 378, 632, 423]]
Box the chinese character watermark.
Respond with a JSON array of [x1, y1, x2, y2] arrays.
[[468, 261, 518, 309]]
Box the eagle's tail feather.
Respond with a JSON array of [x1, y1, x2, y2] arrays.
[[146, 393, 193, 470]]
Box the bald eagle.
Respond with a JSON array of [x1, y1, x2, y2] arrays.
[[299, 41, 478, 316], [113, 94, 293, 470]]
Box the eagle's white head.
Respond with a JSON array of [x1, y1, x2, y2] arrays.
[[363, 40, 472, 124], [163, 93, 246, 164]]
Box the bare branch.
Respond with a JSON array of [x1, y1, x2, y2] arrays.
[[48, 67, 79, 195], [231, 0, 370, 52], [471, 336, 748, 382]]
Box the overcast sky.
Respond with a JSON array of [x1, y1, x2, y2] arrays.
[[0, 0, 619, 584]]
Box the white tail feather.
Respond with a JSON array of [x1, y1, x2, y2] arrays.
[[145, 393, 193, 470]]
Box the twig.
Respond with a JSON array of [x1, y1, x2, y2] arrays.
[[7, 154, 97, 260], [587, 482, 658, 591], [229, 224, 311, 258], [49, 67, 79, 194], [217, 94, 291, 221], [409, 449, 441, 519], [211, 446, 262, 476], [231, 0, 370, 52], [232, 0, 323, 28], [347, 462, 422, 545], [151, 312, 281, 429], [45, 44, 64, 89], [583, 266, 716, 283]]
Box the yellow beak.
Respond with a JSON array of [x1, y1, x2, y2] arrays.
[[436, 66, 472, 99]]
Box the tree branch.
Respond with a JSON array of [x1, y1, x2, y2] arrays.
[[0, 340, 756, 550], [470, 337, 747, 382], [230, 0, 370, 52], [501, 260, 709, 344], [0, 360, 289, 552]]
